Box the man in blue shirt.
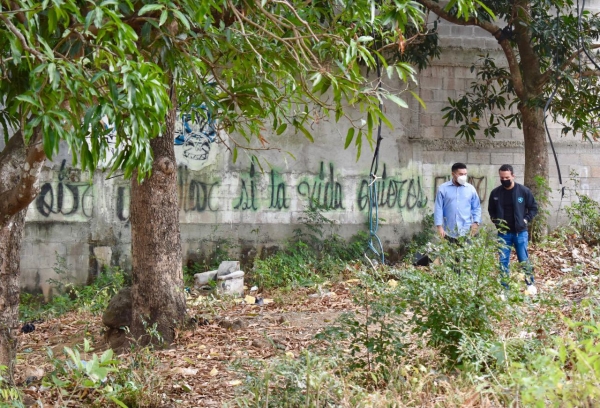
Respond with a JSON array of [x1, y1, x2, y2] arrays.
[[434, 163, 482, 241]]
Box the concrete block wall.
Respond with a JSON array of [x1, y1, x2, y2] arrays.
[[9, 42, 600, 294]]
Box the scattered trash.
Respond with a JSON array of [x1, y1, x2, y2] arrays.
[[561, 267, 573, 273], [255, 297, 264, 306], [250, 286, 258, 291], [526, 284, 538, 296], [21, 323, 35, 334], [413, 252, 432, 267]]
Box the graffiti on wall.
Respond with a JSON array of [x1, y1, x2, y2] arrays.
[[269, 170, 290, 210], [174, 106, 219, 171], [31, 162, 441, 222], [178, 166, 219, 213], [357, 165, 428, 211], [35, 160, 93, 219], [234, 162, 259, 211], [297, 162, 344, 210]]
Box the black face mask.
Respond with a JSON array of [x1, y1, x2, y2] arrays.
[[501, 179, 512, 188]]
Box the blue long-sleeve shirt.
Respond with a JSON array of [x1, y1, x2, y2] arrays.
[[434, 180, 482, 238]]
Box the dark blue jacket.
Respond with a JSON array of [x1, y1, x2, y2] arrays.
[[488, 182, 538, 233]]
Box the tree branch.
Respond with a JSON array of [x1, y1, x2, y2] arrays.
[[539, 44, 600, 86], [0, 129, 46, 228], [416, 0, 526, 98], [512, 1, 543, 95], [0, 14, 44, 61]]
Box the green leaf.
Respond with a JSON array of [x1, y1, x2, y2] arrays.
[[297, 125, 314, 142], [172, 9, 191, 30], [108, 396, 129, 408], [159, 10, 168, 26], [138, 4, 164, 15], [409, 91, 426, 109], [344, 127, 355, 149], [275, 123, 287, 135], [385, 93, 408, 109], [232, 146, 238, 163]]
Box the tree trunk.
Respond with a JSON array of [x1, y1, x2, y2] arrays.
[[130, 90, 186, 345], [0, 130, 45, 383], [0, 210, 25, 384], [519, 103, 549, 195]]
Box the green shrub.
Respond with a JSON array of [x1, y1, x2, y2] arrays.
[[0, 366, 23, 407], [530, 175, 551, 242], [502, 318, 600, 407], [43, 338, 160, 407], [251, 240, 320, 289], [565, 192, 600, 245], [20, 266, 126, 321], [232, 351, 355, 408], [317, 265, 407, 384], [400, 230, 508, 363]]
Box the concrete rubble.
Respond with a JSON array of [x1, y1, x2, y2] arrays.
[[194, 260, 245, 296]]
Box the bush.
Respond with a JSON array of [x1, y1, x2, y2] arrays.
[[20, 266, 126, 322], [502, 318, 600, 406], [317, 265, 407, 384], [43, 338, 161, 407], [399, 230, 508, 363], [565, 192, 600, 245], [0, 366, 23, 407]]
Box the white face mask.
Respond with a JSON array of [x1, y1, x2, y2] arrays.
[[456, 175, 468, 185]]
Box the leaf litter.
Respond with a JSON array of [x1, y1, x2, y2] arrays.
[[13, 238, 600, 406]]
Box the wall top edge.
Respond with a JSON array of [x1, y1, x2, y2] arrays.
[[411, 138, 597, 151]]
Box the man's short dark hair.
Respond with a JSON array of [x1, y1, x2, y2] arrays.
[[499, 164, 514, 174], [451, 162, 467, 172]]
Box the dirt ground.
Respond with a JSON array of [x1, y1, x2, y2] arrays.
[[15, 282, 355, 407], [13, 237, 600, 407]]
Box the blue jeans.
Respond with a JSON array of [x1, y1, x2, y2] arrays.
[[498, 231, 534, 287]]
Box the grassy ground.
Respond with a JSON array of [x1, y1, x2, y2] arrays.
[[5, 228, 600, 407]]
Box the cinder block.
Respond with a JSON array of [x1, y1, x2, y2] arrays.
[[420, 77, 443, 90], [445, 152, 468, 163], [485, 39, 502, 50], [512, 153, 525, 165], [590, 166, 600, 178], [560, 154, 586, 165], [467, 152, 491, 165], [421, 151, 446, 163], [580, 154, 599, 166], [419, 89, 434, 102], [424, 127, 443, 139], [491, 153, 514, 165], [444, 78, 465, 91], [462, 38, 487, 50], [433, 89, 453, 102], [511, 165, 525, 176], [450, 26, 474, 36]]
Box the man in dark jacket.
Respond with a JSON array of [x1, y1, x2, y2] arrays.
[[488, 164, 538, 295]]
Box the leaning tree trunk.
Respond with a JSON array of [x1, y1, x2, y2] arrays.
[[130, 91, 186, 345], [520, 103, 549, 195], [0, 130, 45, 383]]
